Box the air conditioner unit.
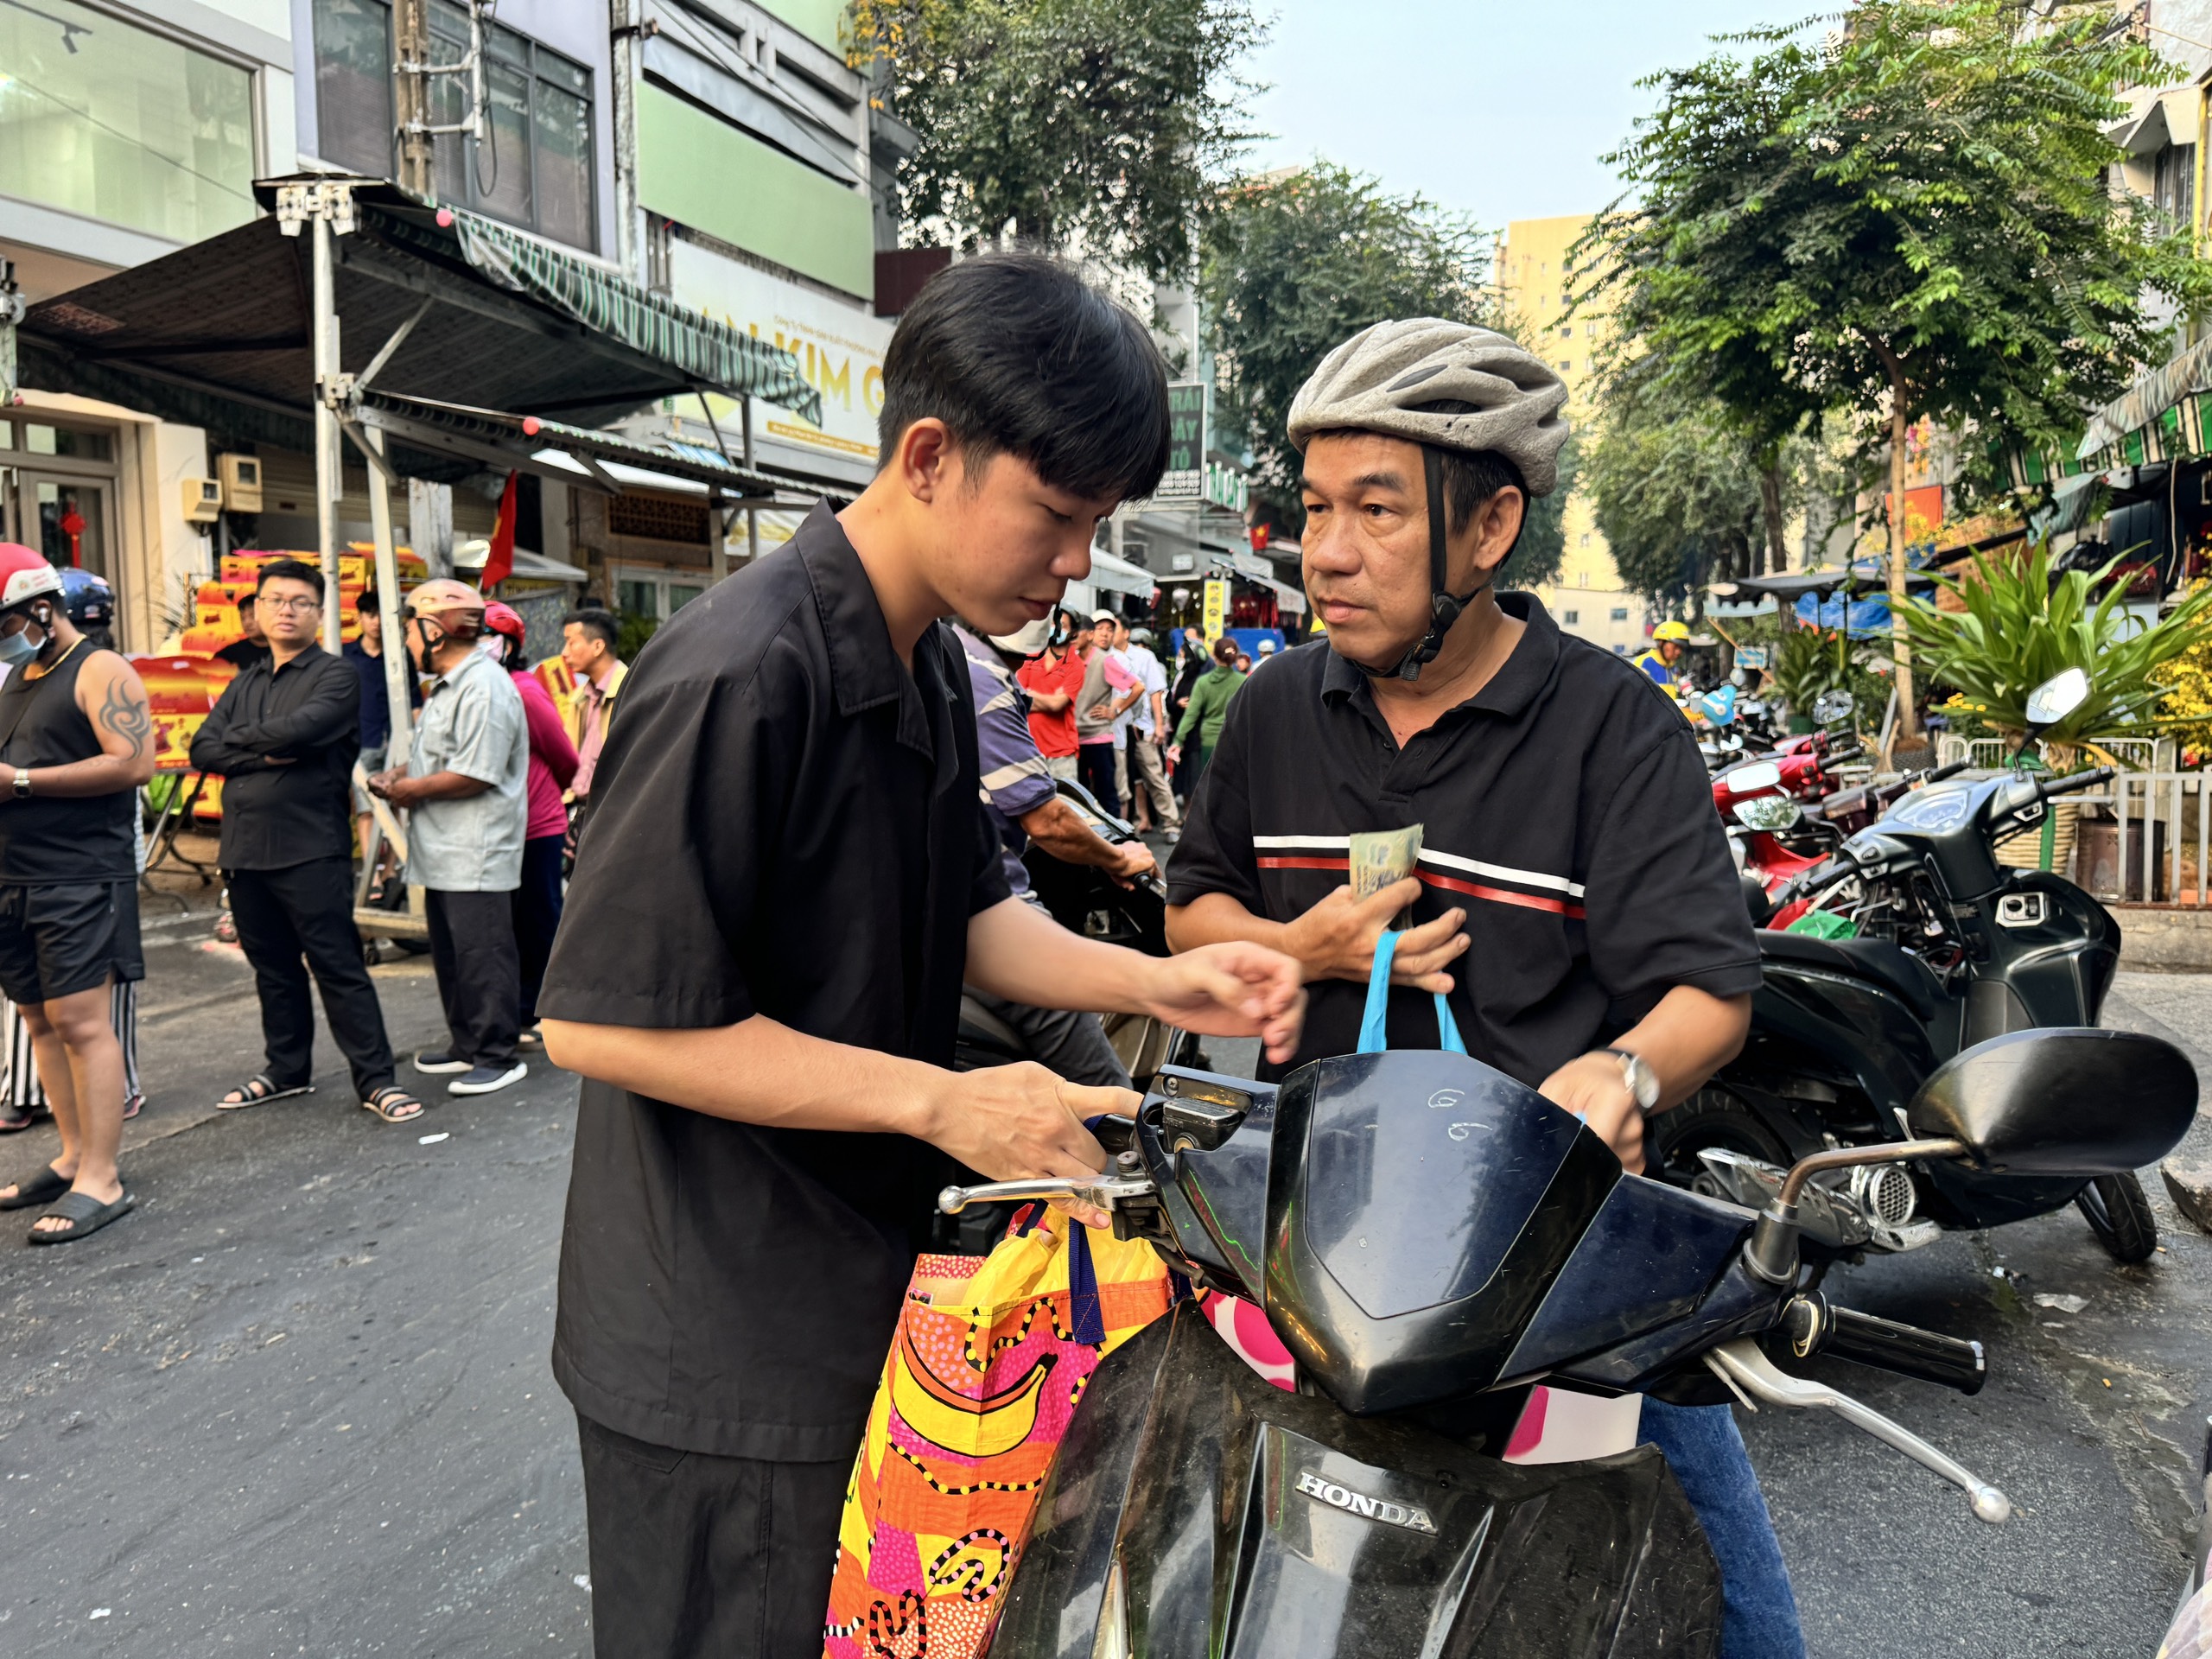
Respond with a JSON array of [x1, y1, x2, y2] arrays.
[[217, 452, 263, 513], [182, 478, 222, 526]]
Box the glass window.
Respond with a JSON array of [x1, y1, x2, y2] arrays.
[[0, 0, 256, 243], [668, 582, 704, 613], [1562, 609, 1579, 626], [35, 480, 105, 574], [314, 0, 594, 251], [616, 577, 659, 620], [2158, 143, 2196, 227], [22, 424, 111, 461], [1610, 607, 1630, 622]]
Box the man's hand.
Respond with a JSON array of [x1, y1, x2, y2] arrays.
[[1139, 941, 1306, 1065], [1109, 840, 1156, 886], [1281, 880, 1467, 990], [1539, 1052, 1644, 1173], [371, 771, 422, 808], [918, 1061, 1127, 1228]]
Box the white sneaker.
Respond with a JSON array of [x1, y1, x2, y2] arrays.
[[448, 1060, 528, 1096]]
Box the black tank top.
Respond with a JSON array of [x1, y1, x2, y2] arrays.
[[0, 645, 137, 883]]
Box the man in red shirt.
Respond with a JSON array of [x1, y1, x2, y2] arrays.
[[1014, 607, 1087, 779]]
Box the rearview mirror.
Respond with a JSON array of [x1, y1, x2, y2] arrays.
[[1906, 1029, 2196, 1175], [2024, 668, 2090, 731], [1813, 689, 1853, 727]]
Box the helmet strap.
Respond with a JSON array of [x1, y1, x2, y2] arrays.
[[1353, 445, 1492, 683]]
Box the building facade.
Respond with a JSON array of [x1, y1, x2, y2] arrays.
[[1496, 213, 1647, 658]]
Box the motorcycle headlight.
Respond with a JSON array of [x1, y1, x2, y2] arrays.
[[1732, 795, 1802, 831]]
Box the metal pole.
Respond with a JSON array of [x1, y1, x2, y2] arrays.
[[394, 0, 434, 200], [741, 397, 760, 563], [708, 500, 728, 582], [364, 428, 411, 771], [312, 214, 345, 655]]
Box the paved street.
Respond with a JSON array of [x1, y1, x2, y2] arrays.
[[1, 883, 2209, 1656]]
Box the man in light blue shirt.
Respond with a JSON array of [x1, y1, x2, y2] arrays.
[[366, 580, 531, 1097], [1119, 620, 1179, 837]]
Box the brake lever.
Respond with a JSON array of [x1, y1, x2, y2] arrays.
[[1704, 1338, 2011, 1524], [938, 1173, 1157, 1215]]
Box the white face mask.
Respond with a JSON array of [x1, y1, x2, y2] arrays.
[[476, 633, 505, 663]]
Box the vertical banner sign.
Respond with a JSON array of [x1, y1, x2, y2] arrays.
[[1202, 578, 1230, 644], [1157, 383, 1206, 501]]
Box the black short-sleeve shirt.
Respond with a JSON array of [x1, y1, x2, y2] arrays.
[[538, 503, 1012, 1462], [1165, 594, 1759, 1085]]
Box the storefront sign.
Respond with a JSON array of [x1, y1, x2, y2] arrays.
[[1202, 576, 1229, 642], [668, 239, 894, 555], [1157, 382, 1206, 501]]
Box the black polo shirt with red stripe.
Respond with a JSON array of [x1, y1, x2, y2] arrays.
[[1165, 592, 1760, 1085]]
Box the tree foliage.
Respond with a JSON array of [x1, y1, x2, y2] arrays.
[[849, 0, 1264, 278], [1197, 162, 1495, 524], [1583, 0, 2212, 736], [1583, 372, 1764, 608]]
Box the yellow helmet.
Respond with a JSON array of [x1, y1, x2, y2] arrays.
[[1652, 620, 1692, 643]]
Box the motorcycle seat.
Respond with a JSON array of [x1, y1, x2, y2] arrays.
[[1758, 930, 1943, 1018]]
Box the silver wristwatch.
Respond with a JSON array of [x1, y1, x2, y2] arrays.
[[1601, 1046, 1659, 1112], [12, 769, 28, 801]]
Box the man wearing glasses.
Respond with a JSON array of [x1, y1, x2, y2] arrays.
[[191, 561, 421, 1123]]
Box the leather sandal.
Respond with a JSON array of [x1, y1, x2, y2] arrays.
[[27, 1188, 134, 1245], [218, 1075, 313, 1110], [0, 1165, 70, 1210], [362, 1087, 425, 1124]]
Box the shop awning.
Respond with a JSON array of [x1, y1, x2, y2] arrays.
[[1707, 561, 1935, 602], [1211, 552, 1308, 614], [2078, 334, 2212, 460], [14, 175, 822, 486], [1087, 547, 1158, 599]]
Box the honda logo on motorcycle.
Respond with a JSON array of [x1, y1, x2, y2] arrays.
[[1294, 1470, 1438, 1534]]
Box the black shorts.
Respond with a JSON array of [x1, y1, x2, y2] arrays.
[[0, 880, 144, 1006]]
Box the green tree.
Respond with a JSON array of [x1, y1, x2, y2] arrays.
[[848, 0, 1264, 279], [1583, 373, 1764, 610], [1198, 162, 1494, 518], [1585, 0, 2212, 746]]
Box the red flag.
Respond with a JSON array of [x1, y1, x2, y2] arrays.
[[483, 470, 518, 589]]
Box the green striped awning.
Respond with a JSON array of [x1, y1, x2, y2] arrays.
[[442, 208, 823, 425]]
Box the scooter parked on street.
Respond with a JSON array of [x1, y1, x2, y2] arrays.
[[939, 1028, 2195, 1657], [1654, 671, 2164, 1266]]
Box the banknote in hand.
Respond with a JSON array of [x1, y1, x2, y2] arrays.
[[1349, 824, 1424, 930]]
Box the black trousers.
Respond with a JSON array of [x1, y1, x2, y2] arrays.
[[227, 857, 395, 1099], [424, 887, 520, 1069], [1077, 740, 1122, 817], [575, 1412, 846, 1659], [511, 834, 565, 1025]]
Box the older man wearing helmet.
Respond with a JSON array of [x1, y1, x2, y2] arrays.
[[0, 543, 156, 1244], [1162, 321, 1799, 1658], [1637, 619, 1694, 696], [367, 579, 531, 1097]]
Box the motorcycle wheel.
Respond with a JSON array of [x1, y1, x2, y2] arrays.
[[2075, 1173, 2158, 1264], [1646, 1086, 1793, 1193]]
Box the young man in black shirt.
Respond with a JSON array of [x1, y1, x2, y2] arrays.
[[1163, 321, 1801, 1659], [537, 254, 1305, 1659], [190, 560, 417, 1124]]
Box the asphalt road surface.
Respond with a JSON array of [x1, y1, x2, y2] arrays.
[[1, 894, 2208, 1656]]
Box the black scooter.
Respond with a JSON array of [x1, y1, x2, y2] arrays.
[[1652, 672, 2157, 1266], [936, 1028, 2195, 1656]]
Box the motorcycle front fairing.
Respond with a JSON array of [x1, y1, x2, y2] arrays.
[[988, 1305, 1724, 1659]]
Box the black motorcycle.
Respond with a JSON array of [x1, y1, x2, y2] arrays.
[[935, 1027, 2194, 1656], [1652, 680, 2159, 1265]]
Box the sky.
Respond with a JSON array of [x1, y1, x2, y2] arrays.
[[1241, 1, 1823, 231]]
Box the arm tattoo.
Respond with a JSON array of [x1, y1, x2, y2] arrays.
[[98, 677, 153, 752]]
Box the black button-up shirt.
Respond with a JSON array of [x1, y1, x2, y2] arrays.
[[538, 503, 1011, 1461], [188, 643, 363, 871], [1166, 593, 1760, 1084]]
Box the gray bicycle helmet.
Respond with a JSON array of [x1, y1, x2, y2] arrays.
[[1287, 320, 1570, 679]]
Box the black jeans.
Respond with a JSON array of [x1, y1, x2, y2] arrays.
[[512, 835, 565, 1025], [1077, 741, 1122, 818], [575, 1411, 846, 1659], [227, 857, 396, 1099], [424, 887, 520, 1069]]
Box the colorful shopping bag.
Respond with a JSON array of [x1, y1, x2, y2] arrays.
[[822, 1207, 1177, 1659]]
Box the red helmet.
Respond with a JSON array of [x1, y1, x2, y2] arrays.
[[0, 544, 65, 613], [482, 601, 526, 641]]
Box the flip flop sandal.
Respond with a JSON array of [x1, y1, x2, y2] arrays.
[[27, 1189, 134, 1245], [362, 1087, 425, 1124], [217, 1075, 313, 1110], [0, 1166, 70, 1210]]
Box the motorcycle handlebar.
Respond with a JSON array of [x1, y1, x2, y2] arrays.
[[1922, 760, 1972, 785], [1818, 745, 1866, 771], [1781, 1294, 1986, 1396], [2039, 765, 2115, 798]]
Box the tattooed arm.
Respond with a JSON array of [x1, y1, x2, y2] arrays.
[[0, 652, 160, 798]]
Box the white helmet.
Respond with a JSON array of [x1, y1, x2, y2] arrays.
[[1286, 321, 1569, 681], [1287, 319, 1569, 494]]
